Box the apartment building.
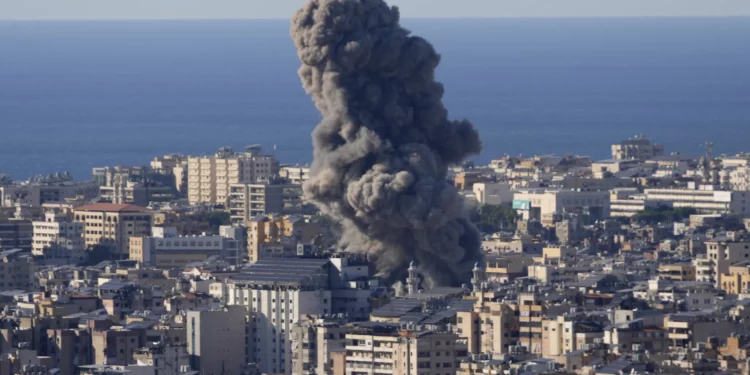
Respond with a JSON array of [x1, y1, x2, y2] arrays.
[[187, 146, 279, 206], [151, 154, 189, 194], [345, 325, 467, 375], [129, 226, 241, 267], [74, 203, 152, 258], [644, 185, 750, 215], [665, 312, 742, 350], [720, 262, 750, 294], [46, 328, 93, 375], [457, 298, 517, 355], [0, 218, 32, 252], [228, 183, 285, 224], [91, 326, 147, 366], [706, 237, 750, 287], [32, 209, 84, 258], [246, 215, 321, 263], [611, 135, 665, 160], [225, 259, 334, 374], [0, 249, 35, 292], [186, 306, 247, 375], [290, 319, 347, 375]]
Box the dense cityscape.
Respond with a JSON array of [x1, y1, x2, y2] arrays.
[[2, 135, 750, 375], [3, 0, 749, 373]]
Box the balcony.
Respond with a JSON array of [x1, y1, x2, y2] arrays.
[[669, 333, 689, 340], [347, 355, 374, 363]]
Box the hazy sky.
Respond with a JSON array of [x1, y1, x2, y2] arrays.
[[2, 0, 750, 20]]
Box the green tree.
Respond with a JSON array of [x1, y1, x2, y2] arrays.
[[471, 204, 518, 233], [633, 205, 697, 224], [205, 211, 230, 230]]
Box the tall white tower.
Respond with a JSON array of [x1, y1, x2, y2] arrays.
[[471, 262, 485, 292], [406, 261, 419, 295]]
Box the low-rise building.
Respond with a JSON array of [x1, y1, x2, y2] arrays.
[[658, 263, 696, 282], [513, 188, 610, 225], [644, 185, 750, 215], [129, 226, 241, 267]]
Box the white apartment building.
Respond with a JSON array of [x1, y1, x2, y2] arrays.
[[611, 135, 664, 160], [692, 257, 713, 284], [472, 182, 513, 206], [228, 183, 285, 225], [187, 146, 279, 206], [513, 189, 610, 224], [225, 259, 333, 374], [32, 210, 84, 260], [644, 185, 750, 215]]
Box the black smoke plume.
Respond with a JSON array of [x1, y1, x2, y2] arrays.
[[291, 0, 483, 287]]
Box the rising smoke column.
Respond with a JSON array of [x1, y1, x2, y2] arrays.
[[291, 0, 483, 287]]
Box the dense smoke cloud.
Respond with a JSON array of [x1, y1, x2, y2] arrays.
[[291, 0, 483, 287]]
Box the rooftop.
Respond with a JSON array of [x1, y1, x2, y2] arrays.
[[76, 203, 151, 213]]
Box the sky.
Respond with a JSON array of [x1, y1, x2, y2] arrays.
[[2, 0, 750, 20]]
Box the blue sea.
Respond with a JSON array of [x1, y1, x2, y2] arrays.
[[1, 18, 749, 179]]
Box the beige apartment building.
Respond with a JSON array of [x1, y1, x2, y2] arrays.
[[720, 263, 750, 295], [246, 215, 321, 263], [290, 319, 347, 375], [706, 237, 750, 287], [74, 203, 152, 258], [345, 328, 467, 375], [187, 146, 279, 206]]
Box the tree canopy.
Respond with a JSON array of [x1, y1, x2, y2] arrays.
[[633, 205, 696, 224], [471, 204, 518, 233]]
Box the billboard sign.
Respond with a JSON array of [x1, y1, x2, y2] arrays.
[[512, 199, 531, 210]]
